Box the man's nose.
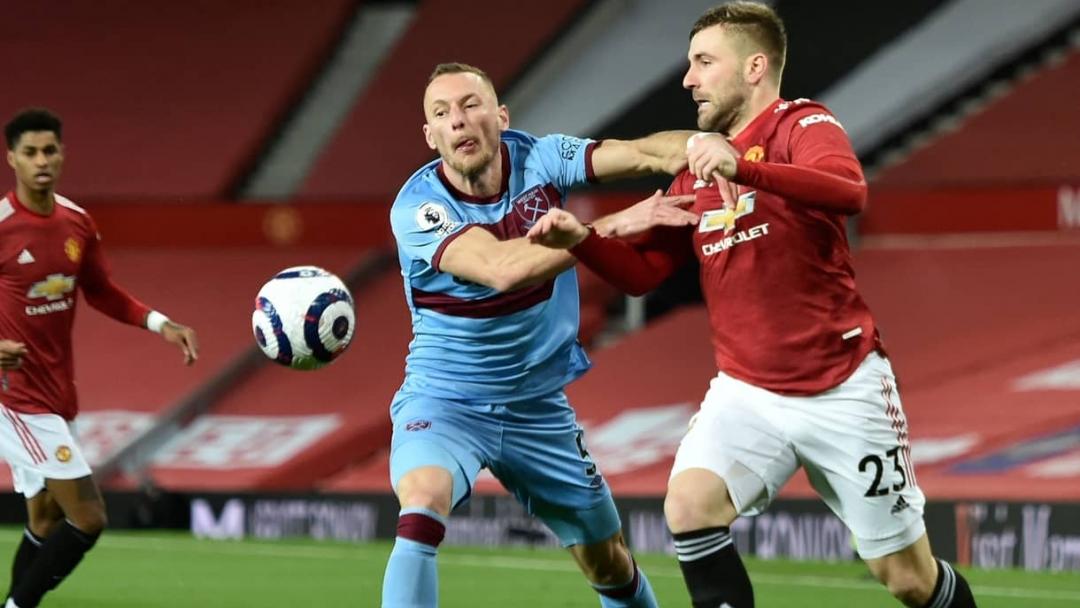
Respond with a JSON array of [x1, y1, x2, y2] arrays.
[[450, 106, 467, 128]]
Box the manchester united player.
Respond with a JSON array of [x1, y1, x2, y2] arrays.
[[0, 108, 197, 608], [527, 3, 977, 608]]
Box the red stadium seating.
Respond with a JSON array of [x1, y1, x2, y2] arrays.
[[300, 0, 592, 199], [873, 49, 1080, 187], [0, 0, 354, 199]]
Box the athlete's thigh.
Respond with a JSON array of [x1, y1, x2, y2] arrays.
[[670, 373, 799, 516], [0, 406, 91, 499], [494, 392, 619, 547], [786, 352, 926, 559], [389, 392, 496, 511]]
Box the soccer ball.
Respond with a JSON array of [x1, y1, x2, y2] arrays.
[[251, 266, 355, 370]]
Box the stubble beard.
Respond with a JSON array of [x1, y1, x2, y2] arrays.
[[696, 84, 748, 136], [445, 145, 496, 181]]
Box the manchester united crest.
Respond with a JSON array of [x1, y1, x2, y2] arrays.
[[56, 445, 72, 463], [64, 237, 81, 263], [743, 145, 765, 163]]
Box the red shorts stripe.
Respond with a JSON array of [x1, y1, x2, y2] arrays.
[[3, 407, 45, 464], [13, 410, 48, 464]]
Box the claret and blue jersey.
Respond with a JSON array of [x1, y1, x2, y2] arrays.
[[386, 130, 621, 545], [390, 129, 599, 402]]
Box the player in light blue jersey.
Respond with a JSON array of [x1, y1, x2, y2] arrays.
[[382, 63, 699, 608]]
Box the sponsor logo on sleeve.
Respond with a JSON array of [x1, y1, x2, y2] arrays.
[[798, 113, 844, 130], [558, 136, 583, 160]]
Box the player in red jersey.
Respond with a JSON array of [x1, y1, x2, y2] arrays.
[[0, 109, 197, 608], [528, 3, 977, 607]]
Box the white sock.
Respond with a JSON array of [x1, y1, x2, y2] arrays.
[[6, 598, 21, 608]]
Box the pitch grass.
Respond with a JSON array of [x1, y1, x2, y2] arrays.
[[1, 528, 1078, 607]]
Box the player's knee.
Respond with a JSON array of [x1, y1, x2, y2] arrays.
[[27, 516, 61, 539], [396, 467, 454, 516], [68, 504, 107, 536], [665, 469, 738, 533], [664, 485, 731, 533], [575, 534, 633, 586], [873, 563, 934, 606], [27, 503, 65, 538]]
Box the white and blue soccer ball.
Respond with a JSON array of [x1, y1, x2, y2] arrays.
[[251, 266, 355, 370]]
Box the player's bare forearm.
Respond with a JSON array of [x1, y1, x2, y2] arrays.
[[489, 238, 576, 292], [591, 131, 695, 180], [440, 227, 575, 293]]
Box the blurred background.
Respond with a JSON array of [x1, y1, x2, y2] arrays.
[[1, 0, 1079, 573]]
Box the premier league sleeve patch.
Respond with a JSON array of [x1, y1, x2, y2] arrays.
[[414, 201, 459, 238]]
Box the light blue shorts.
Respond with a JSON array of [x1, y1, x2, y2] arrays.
[[389, 389, 620, 547]]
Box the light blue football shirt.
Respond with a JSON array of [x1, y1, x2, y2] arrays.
[[390, 129, 599, 401]]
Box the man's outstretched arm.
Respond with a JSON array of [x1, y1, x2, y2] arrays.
[[591, 131, 698, 180]]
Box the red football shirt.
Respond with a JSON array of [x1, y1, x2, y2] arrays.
[[0, 191, 151, 419], [573, 98, 880, 395]]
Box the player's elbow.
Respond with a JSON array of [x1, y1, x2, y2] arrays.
[[487, 267, 529, 293], [845, 182, 869, 214], [617, 276, 661, 297]]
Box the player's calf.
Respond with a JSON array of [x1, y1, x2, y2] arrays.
[[8, 477, 106, 607], [571, 532, 658, 608], [382, 466, 454, 608], [666, 470, 754, 608], [866, 535, 976, 608], [873, 559, 976, 608]]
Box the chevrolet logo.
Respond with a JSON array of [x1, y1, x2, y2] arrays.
[[27, 274, 76, 301], [699, 191, 757, 234]]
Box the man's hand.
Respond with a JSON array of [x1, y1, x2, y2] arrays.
[[527, 208, 591, 249], [161, 322, 198, 366], [687, 133, 740, 182], [0, 340, 27, 371], [595, 190, 697, 239]]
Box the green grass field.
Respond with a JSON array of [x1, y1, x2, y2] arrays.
[[2, 528, 1078, 607]]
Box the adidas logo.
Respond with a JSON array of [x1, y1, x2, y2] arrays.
[[17, 249, 34, 264], [891, 495, 910, 515]]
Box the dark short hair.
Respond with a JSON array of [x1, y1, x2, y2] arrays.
[[5, 108, 63, 150], [691, 2, 787, 81]]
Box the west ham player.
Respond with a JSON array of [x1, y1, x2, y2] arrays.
[[526, 3, 978, 608], [384, 63, 696, 608], [0, 109, 197, 608]]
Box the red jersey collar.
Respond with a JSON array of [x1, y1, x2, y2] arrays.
[[731, 98, 783, 146], [6, 190, 55, 218]]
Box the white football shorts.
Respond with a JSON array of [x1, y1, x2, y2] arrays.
[[0, 404, 92, 498], [671, 351, 926, 559]]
